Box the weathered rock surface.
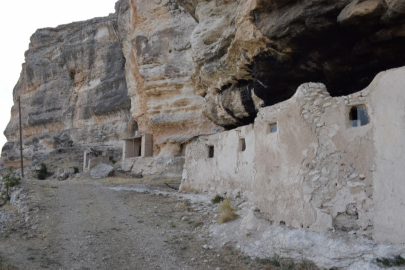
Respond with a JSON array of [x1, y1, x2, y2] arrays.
[[90, 163, 114, 179], [2, 15, 133, 166], [178, 0, 405, 128], [115, 0, 221, 156], [2, 0, 405, 164]]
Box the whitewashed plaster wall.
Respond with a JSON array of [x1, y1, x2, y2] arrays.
[[181, 67, 405, 244], [370, 67, 405, 244], [181, 125, 255, 197]]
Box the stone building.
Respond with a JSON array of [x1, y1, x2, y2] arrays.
[[181, 67, 405, 244]]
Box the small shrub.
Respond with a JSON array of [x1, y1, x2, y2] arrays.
[[297, 259, 319, 270], [376, 257, 391, 266], [394, 255, 405, 266], [211, 195, 225, 204], [0, 252, 16, 270], [73, 167, 79, 174], [260, 256, 281, 267], [261, 256, 319, 270], [1, 168, 21, 200], [37, 163, 48, 180], [217, 198, 238, 224], [377, 255, 405, 267], [109, 156, 117, 164]]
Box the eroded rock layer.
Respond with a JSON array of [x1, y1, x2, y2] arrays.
[[2, 15, 133, 165], [178, 0, 405, 128], [115, 0, 221, 157]]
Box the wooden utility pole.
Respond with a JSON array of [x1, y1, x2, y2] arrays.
[[18, 96, 24, 178]]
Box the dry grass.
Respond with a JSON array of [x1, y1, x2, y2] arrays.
[[0, 253, 16, 270], [217, 198, 238, 223], [260, 256, 320, 270], [178, 181, 197, 193]]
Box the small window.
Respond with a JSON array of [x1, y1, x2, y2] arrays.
[[239, 138, 246, 152], [350, 105, 369, 127], [268, 123, 278, 134], [180, 144, 186, 156], [208, 146, 214, 158]]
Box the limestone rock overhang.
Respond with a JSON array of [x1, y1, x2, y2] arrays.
[[177, 0, 405, 128]]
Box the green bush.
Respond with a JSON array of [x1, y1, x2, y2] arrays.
[[73, 167, 79, 174], [377, 255, 405, 267], [37, 163, 48, 180], [1, 168, 21, 200], [109, 156, 117, 164], [211, 195, 225, 204]]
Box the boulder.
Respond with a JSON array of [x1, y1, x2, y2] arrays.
[[59, 172, 69, 181], [90, 163, 115, 179]]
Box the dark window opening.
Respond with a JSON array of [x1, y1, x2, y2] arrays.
[[350, 105, 369, 127], [240, 138, 246, 152], [180, 144, 186, 156], [208, 146, 214, 158], [268, 123, 278, 133]]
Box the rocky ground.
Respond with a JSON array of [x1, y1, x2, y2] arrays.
[[0, 175, 318, 270]]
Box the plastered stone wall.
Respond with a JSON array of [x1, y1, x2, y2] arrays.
[[182, 67, 405, 244], [370, 67, 405, 244]]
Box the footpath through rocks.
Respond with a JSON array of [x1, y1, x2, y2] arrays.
[[0, 177, 277, 270]]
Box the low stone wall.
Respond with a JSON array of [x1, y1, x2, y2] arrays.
[[181, 67, 405, 244]]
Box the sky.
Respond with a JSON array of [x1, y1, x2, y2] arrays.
[[0, 0, 118, 156]]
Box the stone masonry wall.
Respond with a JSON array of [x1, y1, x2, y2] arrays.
[[182, 67, 405, 244]]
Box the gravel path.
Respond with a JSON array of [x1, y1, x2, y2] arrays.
[[0, 177, 265, 270]]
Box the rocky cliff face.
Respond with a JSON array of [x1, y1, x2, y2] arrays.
[[115, 0, 221, 157], [178, 0, 405, 128], [2, 15, 132, 166], [2, 0, 405, 166]]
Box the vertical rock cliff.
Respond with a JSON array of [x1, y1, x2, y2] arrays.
[[115, 0, 221, 157], [2, 15, 132, 166]]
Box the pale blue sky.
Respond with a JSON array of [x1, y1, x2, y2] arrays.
[[0, 0, 118, 156]]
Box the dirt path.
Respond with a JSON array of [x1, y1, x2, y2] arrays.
[[0, 177, 266, 270]]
